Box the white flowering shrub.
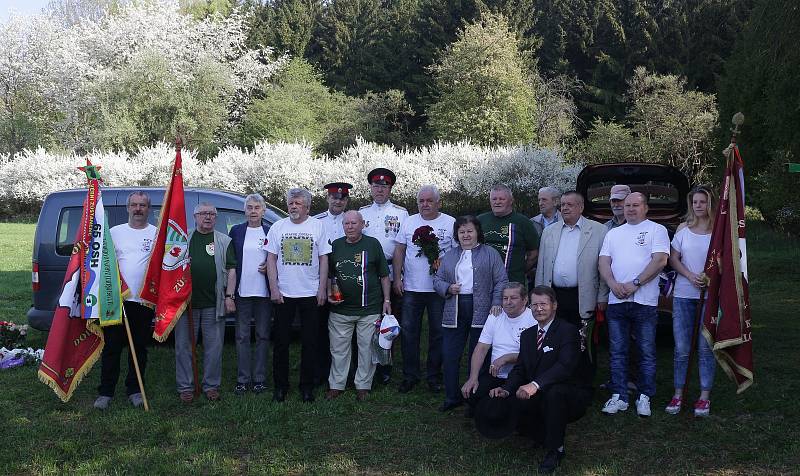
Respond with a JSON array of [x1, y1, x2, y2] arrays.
[[0, 140, 581, 217], [0, 1, 286, 155]]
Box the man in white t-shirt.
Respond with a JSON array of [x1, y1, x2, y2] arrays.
[[94, 191, 157, 410], [460, 282, 536, 413], [393, 185, 455, 393], [267, 188, 331, 403], [598, 192, 669, 417]]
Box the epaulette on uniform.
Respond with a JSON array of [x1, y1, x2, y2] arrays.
[[390, 203, 407, 211], [314, 212, 328, 219], [359, 205, 371, 210]]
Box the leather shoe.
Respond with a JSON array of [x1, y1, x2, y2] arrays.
[[205, 388, 221, 401], [325, 389, 343, 400], [438, 400, 463, 412], [356, 390, 369, 401], [463, 405, 474, 418], [302, 390, 315, 403], [273, 388, 287, 402], [380, 373, 391, 385], [538, 449, 565, 474], [398, 380, 417, 393]]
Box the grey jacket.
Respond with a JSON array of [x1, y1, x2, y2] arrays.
[[433, 244, 508, 328], [188, 229, 233, 319], [535, 216, 609, 319]]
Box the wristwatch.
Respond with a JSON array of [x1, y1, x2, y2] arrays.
[[225, 294, 234, 299], [632, 277, 641, 287]]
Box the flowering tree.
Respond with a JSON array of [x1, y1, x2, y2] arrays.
[[0, 1, 287, 156]]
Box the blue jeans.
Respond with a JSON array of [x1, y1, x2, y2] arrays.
[[672, 297, 716, 391], [607, 302, 657, 401], [442, 294, 482, 405], [401, 291, 444, 383]]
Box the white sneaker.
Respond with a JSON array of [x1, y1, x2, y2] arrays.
[[93, 396, 111, 410], [602, 394, 629, 414], [636, 394, 651, 417]]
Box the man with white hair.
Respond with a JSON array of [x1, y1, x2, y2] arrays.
[[393, 184, 455, 393], [531, 187, 562, 230], [267, 188, 331, 403], [175, 202, 237, 403]]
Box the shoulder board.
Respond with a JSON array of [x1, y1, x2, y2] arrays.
[[390, 204, 407, 211], [359, 205, 371, 210], [314, 212, 328, 219]]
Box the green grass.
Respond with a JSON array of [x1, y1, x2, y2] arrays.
[[1, 221, 799, 475]]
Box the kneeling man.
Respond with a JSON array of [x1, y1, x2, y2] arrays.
[[489, 286, 592, 474]]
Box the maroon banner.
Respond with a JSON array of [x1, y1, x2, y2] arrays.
[[38, 204, 104, 402], [702, 145, 754, 393]]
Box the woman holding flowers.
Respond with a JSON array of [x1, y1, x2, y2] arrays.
[[665, 186, 717, 417], [433, 215, 508, 412]]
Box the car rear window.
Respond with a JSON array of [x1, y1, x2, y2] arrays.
[[587, 180, 680, 206]]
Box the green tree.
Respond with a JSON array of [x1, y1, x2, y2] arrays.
[[243, 0, 321, 56], [717, 0, 798, 178], [427, 13, 536, 145], [578, 67, 717, 183]]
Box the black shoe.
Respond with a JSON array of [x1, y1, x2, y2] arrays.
[[428, 381, 444, 392], [380, 373, 392, 385], [273, 388, 287, 402], [301, 390, 315, 403], [464, 405, 475, 418], [234, 383, 247, 396], [438, 400, 463, 412], [252, 382, 267, 394], [538, 449, 565, 474], [398, 380, 417, 393]]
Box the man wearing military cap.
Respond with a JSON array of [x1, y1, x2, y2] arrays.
[[314, 182, 353, 385], [361, 167, 408, 384]]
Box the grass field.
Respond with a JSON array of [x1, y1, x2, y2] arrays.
[[1, 221, 799, 475]]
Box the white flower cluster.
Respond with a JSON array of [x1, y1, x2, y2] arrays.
[[0, 1, 286, 151], [0, 140, 581, 213]]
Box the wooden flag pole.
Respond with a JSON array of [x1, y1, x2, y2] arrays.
[[122, 306, 150, 412]]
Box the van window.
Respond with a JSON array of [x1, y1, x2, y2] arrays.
[[215, 209, 246, 233], [56, 205, 162, 256]]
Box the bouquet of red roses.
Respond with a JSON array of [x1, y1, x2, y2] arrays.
[[412, 225, 441, 275]]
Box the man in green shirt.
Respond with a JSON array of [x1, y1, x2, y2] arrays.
[[174, 202, 237, 403], [326, 210, 391, 401], [478, 183, 540, 287]]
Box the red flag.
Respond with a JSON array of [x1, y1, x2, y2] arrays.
[[140, 145, 192, 342], [38, 199, 104, 402], [702, 144, 753, 393]]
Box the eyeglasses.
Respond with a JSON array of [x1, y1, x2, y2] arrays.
[[530, 303, 550, 310], [196, 211, 217, 217]]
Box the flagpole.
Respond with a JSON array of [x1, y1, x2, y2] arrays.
[[122, 306, 150, 411], [682, 286, 707, 400]]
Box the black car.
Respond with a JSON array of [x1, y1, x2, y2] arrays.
[[28, 187, 286, 330]]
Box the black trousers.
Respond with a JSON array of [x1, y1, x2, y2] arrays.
[[315, 302, 332, 386], [515, 383, 592, 450], [97, 301, 153, 397], [553, 286, 597, 383], [273, 296, 318, 392], [467, 367, 505, 409]]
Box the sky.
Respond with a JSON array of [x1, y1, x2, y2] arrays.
[[0, 0, 51, 23]]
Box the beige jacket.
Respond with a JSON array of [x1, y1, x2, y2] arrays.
[[535, 216, 609, 319]]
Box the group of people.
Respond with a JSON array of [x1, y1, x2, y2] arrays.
[[92, 169, 719, 474]]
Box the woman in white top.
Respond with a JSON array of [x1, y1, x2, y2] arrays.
[[665, 186, 716, 417]]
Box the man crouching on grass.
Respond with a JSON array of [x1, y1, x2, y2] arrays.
[[488, 286, 593, 474]]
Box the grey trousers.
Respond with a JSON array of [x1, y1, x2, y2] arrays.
[[175, 307, 224, 393], [328, 312, 378, 390], [235, 296, 272, 385]]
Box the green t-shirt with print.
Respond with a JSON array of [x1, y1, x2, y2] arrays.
[[330, 235, 389, 316], [477, 211, 539, 287], [189, 232, 236, 308]]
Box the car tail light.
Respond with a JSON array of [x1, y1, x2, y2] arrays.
[[32, 261, 40, 292]]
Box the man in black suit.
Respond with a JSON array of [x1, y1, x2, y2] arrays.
[[489, 286, 593, 474]]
